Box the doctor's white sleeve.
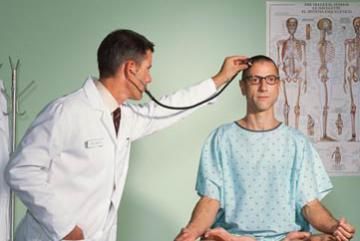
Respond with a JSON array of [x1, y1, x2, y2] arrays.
[[128, 78, 217, 141], [5, 101, 76, 241]]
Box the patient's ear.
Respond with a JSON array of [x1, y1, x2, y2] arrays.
[[239, 80, 246, 96]]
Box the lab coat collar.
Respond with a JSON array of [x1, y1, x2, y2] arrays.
[[94, 80, 119, 113], [82, 76, 118, 145], [82, 76, 109, 112]]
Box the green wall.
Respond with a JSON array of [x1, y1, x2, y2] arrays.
[[0, 0, 359, 240]]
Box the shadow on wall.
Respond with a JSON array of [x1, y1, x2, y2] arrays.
[[117, 189, 175, 241]]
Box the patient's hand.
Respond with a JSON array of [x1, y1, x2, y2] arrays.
[[174, 227, 199, 241], [283, 231, 310, 241], [203, 227, 256, 241], [333, 218, 355, 241]]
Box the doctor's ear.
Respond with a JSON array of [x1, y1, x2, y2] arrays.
[[124, 60, 137, 77]]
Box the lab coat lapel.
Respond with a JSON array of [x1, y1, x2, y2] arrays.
[[82, 77, 117, 145]]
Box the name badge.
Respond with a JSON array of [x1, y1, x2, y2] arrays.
[[85, 138, 104, 149]]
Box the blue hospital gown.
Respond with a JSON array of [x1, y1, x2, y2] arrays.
[[196, 122, 333, 241]]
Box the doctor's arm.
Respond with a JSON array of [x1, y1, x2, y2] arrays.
[[130, 56, 249, 140], [302, 199, 355, 241], [174, 196, 220, 241]]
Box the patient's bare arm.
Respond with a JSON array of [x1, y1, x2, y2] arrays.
[[174, 196, 220, 241], [302, 199, 355, 241]]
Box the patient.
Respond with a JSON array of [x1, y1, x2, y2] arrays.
[[174, 56, 355, 241]]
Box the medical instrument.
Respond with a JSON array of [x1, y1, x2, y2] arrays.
[[144, 78, 231, 110], [134, 59, 252, 110]]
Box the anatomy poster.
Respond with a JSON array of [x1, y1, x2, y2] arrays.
[[267, 2, 360, 176]]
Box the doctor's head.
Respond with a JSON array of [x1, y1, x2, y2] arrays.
[[97, 29, 155, 102]]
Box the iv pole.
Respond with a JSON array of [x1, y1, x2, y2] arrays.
[[8, 57, 35, 241]]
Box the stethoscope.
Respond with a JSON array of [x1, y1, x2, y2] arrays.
[[130, 59, 252, 110], [144, 79, 232, 110]]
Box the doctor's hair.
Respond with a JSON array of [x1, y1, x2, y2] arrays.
[[97, 29, 155, 78], [240, 55, 278, 81]]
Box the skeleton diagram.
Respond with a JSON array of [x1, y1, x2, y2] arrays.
[[336, 113, 344, 136], [331, 146, 342, 168], [317, 18, 336, 141], [307, 114, 315, 136], [277, 18, 307, 129], [344, 17, 360, 142]]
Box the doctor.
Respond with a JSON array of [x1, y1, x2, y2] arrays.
[[5, 29, 249, 241]]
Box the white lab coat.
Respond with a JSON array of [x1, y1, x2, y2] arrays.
[[0, 79, 10, 241], [5, 77, 217, 241]]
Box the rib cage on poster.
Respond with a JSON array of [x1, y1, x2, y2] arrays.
[[267, 2, 360, 176]]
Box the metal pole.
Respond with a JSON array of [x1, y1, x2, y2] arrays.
[[9, 57, 19, 241], [7, 58, 35, 241]]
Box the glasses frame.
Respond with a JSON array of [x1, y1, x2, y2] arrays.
[[244, 75, 280, 86]]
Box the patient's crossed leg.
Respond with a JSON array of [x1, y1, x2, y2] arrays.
[[201, 227, 335, 241]]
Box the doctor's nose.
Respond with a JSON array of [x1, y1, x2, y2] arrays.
[[144, 75, 152, 84]]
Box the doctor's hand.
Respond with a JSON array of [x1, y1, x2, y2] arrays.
[[212, 55, 250, 89], [62, 225, 84, 240]]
